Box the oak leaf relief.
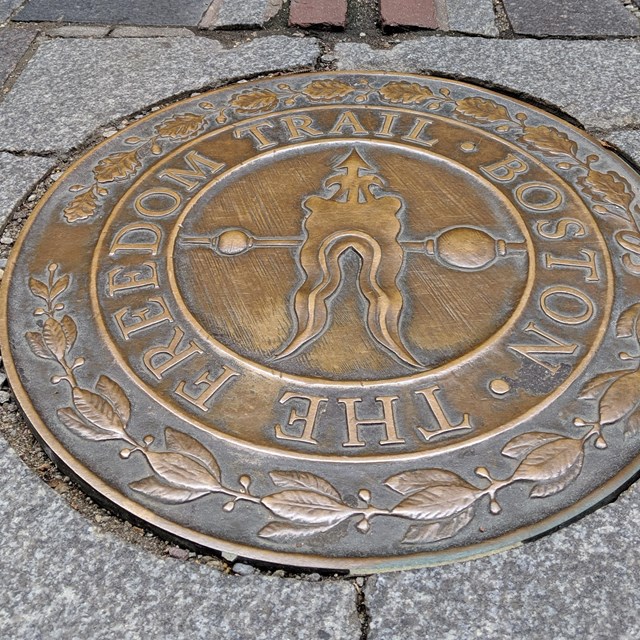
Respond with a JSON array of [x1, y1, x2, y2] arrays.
[[302, 79, 355, 101], [63, 189, 98, 222], [577, 168, 634, 211], [519, 125, 578, 157], [454, 96, 510, 122], [93, 149, 141, 183], [230, 88, 279, 113], [155, 113, 205, 139], [378, 81, 434, 105]]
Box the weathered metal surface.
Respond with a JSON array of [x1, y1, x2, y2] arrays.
[[2, 72, 640, 572]]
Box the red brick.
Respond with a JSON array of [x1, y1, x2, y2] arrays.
[[380, 0, 439, 29], [289, 0, 347, 28]]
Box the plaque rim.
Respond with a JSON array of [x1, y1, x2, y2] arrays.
[[1, 71, 639, 572]]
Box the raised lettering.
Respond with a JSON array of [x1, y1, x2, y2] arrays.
[[415, 385, 472, 442], [175, 365, 240, 411], [544, 249, 600, 282], [281, 115, 322, 141], [515, 181, 563, 211], [509, 321, 578, 373], [540, 285, 595, 325], [481, 153, 529, 183], [142, 327, 203, 379], [234, 121, 276, 150], [615, 229, 640, 276], [109, 222, 162, 256], [160, 151, 225, 191], [375, 112, 400, 138], [107, 261, 159, 296], [401, 117, 438, 147], [339, 396, 405, 448], [329, 111, 368, 136], [134, 188, 182, 218], [113, 296, 173, 340], [274, 392, 328, 445], [535, 218, 586, 240]]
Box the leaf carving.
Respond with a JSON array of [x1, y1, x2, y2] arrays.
[[129, 477, 209, 503], [96, 375, 131, 426], [302, 79, 355, 101], [598, 369, 640, 425], [93, 149, 141, 183], [230, 89, 278, 113], [392, 484, 481, 521], [50, 274, 70, 301], [519, 125, 577, 157], [64, 189, 98, 222], [60, 315, 78, 352], [501, 432, 565, 460], [261, 490, 352, 526], [145, 451, 221, 492], [624, 408, 640, 437], [164, 427, 220, 481], [616, 303, 640, 338], [269, 470, 341, 501], [579, 369, 629, 400], [26, 331, 52, 359], [28, 277, 49, 300], [385, 469, 472, 495], [402, 507, 475, 544], [578, 169, 634, 211], [43, 318, 66, 360], [511, 438, 584, 492], [378, 81, 434, 104], [258, 522, 336, 540], [529, 455, 584, 498], [72, 387, 125, 437], [155, 113, 205, 139], [57, 407, 121, 441], [455, 97, 510, 122]]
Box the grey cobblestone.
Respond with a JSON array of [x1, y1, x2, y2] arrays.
[[48, 25, 111, 37], [0, 35, 320, 152], [366, 481, 640, 639], [605, 129, 640, 165], [201, 0, 282, 29], [0, 152, 54, 232], [503, 0, 640, 36], [110, 26, 195, 37], [0, 437, 360, 639], [335, 38, 640, 131], [0, 25, 36, 86], [0, 0, 22, 23], [14, 0, 213, 27], [445, 0, 498, 36]]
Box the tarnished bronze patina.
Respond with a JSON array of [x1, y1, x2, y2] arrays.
[[2, 72, 640, 571]]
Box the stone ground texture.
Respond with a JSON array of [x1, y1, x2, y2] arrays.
[[1, 0, 640, 638]]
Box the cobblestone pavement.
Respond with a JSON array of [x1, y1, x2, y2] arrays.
[[1, 1, 640, 638]]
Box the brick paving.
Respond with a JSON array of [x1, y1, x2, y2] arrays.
[[1, 1, 640, 639]]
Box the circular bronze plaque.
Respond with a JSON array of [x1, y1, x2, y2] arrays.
[[3, 72, 640, 571]]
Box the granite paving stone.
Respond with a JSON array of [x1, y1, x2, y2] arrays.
[[0, 437, 360, 639], [366, 481, 640, 639], [0, 35, 320, 153], [289, 0, 347, 29], [0, 0, 22, 23], [14, 0, 213, 27], [0, 25, 37, 87], [445, 0, 498, 36], [110, 26, 195, 37], [335, 38, 640, 131], [605, 129, 640, 166], [201, 0, 282, 28], [503, 0, 640, 36], [48, 25, 111, 37], [0, 153, 54, 232]]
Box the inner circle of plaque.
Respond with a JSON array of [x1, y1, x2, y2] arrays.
[[90, 111, 614, 460], [170, 140, 532, 383]]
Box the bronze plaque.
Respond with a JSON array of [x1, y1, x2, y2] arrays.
[[3, 72, 640, 571]]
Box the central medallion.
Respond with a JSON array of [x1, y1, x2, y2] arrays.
[[2, 72, 638, 571]]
